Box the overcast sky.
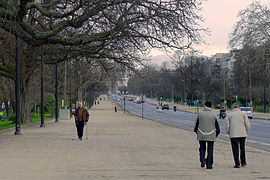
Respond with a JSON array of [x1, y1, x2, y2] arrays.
[[151, 0, 270, 65]]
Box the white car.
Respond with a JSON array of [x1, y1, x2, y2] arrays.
[[240, 107, 253, 119]]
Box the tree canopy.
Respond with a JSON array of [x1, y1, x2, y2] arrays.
[[229, 1, 270, 49], [1, 0, 204, 48]]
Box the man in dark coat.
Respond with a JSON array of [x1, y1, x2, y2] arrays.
[[74, 102, 89, 140]]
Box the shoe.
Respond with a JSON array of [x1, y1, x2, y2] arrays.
[[241, 163, 247, 167], [79, 138, 82, 140], [234, 165, 240, 168], [201, 161, 206, 168], [206, 160, 213, 169]]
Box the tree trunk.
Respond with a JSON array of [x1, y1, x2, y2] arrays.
[[20, 79, 32, 123]]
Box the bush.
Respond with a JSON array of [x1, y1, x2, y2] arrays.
[[238, 96, 246, 106], [9, 114, 15, 123], [256, 98, 262, 106], [44, 94, 55, 113]]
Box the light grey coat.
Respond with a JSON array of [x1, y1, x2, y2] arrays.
[[195, 109, 218, 141], [226, 108, 250, 138]]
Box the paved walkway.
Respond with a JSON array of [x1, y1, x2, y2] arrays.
[[0, 98, 270, 179]]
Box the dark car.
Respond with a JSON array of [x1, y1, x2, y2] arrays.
[[162, 104, 169, 110]]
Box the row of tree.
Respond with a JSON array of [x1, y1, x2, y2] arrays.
[[127, 48, 270, 110], [127, 1, 270, 111], [0, 0, 205, 122], [127, 52, 226, 106]]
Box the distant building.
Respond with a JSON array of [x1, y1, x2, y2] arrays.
[[209, 51, 238, 78], [211, 53, 228, 64], [107, 65, 133, 95], [208, 50, 239, 95]]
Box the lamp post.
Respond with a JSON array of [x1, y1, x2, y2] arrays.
[[171, 71, 175, 104], [124, 97, 126, 114], [75, 62, 78, 109], [69, 60, 72, 117], [263, 44, 270, 113], [14, 36, 21, 135], [224, 76, 226, 107], [172, 83, 174, 103], [141, 93, 144, 120], [64, 61, 67, 108], [40, 46, 45, 127], [55, 63, 58, 122]]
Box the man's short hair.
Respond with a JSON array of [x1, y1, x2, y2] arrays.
[[204, 101, 212, 108], [232, 103, 239, 108]]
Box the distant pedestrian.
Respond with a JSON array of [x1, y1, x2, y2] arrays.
[[194, 101, 220, 169], [74, 102, 89, 140], [0, 111, 3, 120], [95, 101, 96, 106], [115, 106, 117, 112], [1, 102, 5, 110], [226, 103, 250, 168], [98, 101, 99, 105]]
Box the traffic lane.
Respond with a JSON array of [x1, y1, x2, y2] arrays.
[[158, 110, 270, 146], [143, 103, 270, 151], [218, 117, 270, 144], [141, 103, 270, 143], [117, 100, 270, 151], [122, 100, 198, 126], [124, 100, 270, 130]]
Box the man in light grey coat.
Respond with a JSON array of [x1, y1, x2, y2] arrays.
[[226, 103, 250, 168], [194, 101, 220, 169]]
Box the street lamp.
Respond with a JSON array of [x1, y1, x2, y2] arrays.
[[69, 60, 72, 117], [14, 36, 21, 135], [123, 97, 126, 114], [141, 93, 144, 120], [40, 46, 45, 127], [55, 63, 58, 122]]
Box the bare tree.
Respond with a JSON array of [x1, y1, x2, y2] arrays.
[[229, 1, 270, 49], [0, 0, 205, 49], [0, 0, 206, 122], [229, 1, 270, 109]]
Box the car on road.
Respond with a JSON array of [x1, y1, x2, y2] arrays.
[[162, 104, 169, 110], [240, 107, 253, 119], [135, 100, 141, 104], [128, 98, 134, 101], [134, 97, 141, 104]]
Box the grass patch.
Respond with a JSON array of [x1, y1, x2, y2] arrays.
[[31, 114, 51, 122], [0, 121, 26, 131], [0, 114, 52, 131]]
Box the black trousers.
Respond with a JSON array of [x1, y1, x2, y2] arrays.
[[199, 141, 214, 168], [76, 121, 85, 138], [230, 137, 246, 166]]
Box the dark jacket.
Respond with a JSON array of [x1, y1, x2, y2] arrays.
[[194, 109, 220, 141], [74, 107, 89, 123]]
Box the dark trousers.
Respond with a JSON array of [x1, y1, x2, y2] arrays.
[[76, 121, 85, 138], [230, 137, 246, 166], [199, 141, 214, 168]]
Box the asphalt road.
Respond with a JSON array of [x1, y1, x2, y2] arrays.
[[114, 99, 270, 152]]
